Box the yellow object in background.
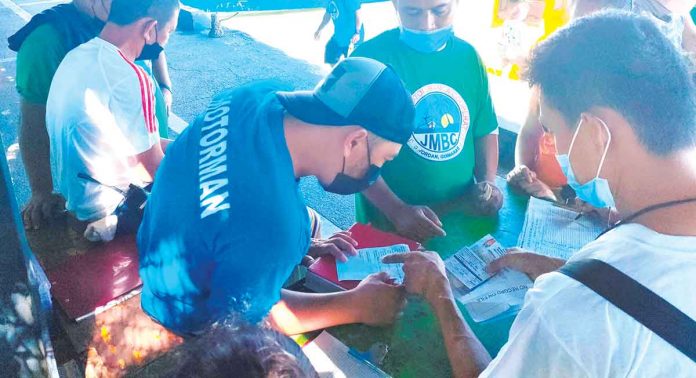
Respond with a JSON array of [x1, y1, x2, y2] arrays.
[[490, 0, 570, 80], [492, 0, 506, 27], [540, 0, 570, 42]]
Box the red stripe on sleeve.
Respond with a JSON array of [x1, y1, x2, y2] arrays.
[[117, 51, 155, 133]]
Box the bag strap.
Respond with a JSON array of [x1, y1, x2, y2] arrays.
[[559, 259, 696, 362]]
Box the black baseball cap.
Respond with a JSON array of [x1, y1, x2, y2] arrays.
[[276, 57, 416, 144]]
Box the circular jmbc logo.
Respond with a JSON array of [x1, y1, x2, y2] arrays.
[[407, 84, 470, 162]]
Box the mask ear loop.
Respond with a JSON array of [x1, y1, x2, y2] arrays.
[[567, 116, 612, 179], [565, 117, 584, 172], [339, 154, 347, 175], [149, 23, 159, 44], [593, 117, 612, 179]]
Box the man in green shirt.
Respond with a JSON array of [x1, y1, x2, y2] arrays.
[[9, 0, 174, 230], [352, 0, 503, 242]]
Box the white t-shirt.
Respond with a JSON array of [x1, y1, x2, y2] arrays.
[[47, 37, 159, 221], [481, 224, 696, 377]]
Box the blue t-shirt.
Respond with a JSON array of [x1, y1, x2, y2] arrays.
[[328, 0, 363, 47], [137, 82, 310, 335]]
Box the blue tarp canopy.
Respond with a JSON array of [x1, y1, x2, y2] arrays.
[[181, 0, 384, 12]]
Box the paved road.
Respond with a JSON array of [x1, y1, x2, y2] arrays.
[[0, 0, 529, 230], [0, 0, 361, 228]]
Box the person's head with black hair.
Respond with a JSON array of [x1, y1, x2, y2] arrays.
[[527, 10, 696, 221], [99, 0, 179, 61], [173, 319, 318, 378]]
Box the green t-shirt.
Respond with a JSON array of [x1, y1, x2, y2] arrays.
[[352, 28, 498, 229], [15, 24, 67, 105]]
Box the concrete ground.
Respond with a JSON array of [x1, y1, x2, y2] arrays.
[[0, 0, 532, 230]]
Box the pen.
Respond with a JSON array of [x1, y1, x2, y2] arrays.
[[574, 212, 583, 221], [348, 347, 390, 377]]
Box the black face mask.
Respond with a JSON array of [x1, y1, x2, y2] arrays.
[[322, 141, 381, 195], [137, 27, 164, 61]]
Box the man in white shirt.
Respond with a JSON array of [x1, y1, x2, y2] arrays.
[[46, 0, 179, 227], [384, 11, 696, 377]]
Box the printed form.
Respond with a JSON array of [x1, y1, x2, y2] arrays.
[[518, 197, 605, 260], [445, 235, 532, 322], [444, 235, 508, 290], [336, 244, 409, 283]]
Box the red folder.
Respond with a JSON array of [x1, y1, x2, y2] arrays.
[[306, 223, 420, 292], [46, 236, 142, 321]]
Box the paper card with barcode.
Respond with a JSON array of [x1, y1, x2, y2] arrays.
[[444, 235, 507, 290]]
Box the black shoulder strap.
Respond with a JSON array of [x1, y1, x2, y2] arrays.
[[559, 259, 696, 362]]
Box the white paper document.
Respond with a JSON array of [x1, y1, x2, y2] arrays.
[[445, 235, 533, 323], [518, 197, 605, 260], [444, 235, 508, 290], [457, 269, 533, 322], [336, 244, 409, 283], [303, 331, 390, 378]]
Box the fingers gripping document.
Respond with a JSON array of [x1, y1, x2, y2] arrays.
[[444, 235, 533, 323], [336, 244, 409, 283], [444, 235, 508, 290]]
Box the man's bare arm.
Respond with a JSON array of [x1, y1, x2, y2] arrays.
[[315, 11, 332, 38], [383, 252, 491, 378], [432, 294, 492, 378], [515, 88, 544, 169], [362, 177, 406, 220], [19, 100, 65, 229], [474, 134, 499, 184], [268, 273, 404, 335], [152, 52, 173, 91], [131, 141, 165, 182], [20, 101, 53, 195]]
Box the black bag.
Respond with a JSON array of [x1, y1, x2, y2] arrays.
[[78, 173, 150, 236], [559, 259, 696, 362]]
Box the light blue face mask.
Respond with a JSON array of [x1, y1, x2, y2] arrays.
[[399, 24, 454, 53], [555, 117, 616, 209]]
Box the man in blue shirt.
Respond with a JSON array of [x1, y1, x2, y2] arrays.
[[314, 0, 365, 65], [138, 57, 416, 336]]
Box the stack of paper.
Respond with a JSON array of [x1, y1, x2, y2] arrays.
[[518, 197, 604, 260], [457, 269, 533, 322], [444, 235, 508, 290], [449, 198, 606, 323], [444, 235, 533, 322]]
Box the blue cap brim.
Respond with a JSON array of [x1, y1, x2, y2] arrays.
[[276, 91, 355, 127]]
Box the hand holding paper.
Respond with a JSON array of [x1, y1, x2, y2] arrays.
[[444, 235, 508, 290], [382, 250, 454, 305], [486, 248, 565, 280], [308, 231, 359, 262], [444, 235, 533, 323], [337, 244, 409, 283]]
